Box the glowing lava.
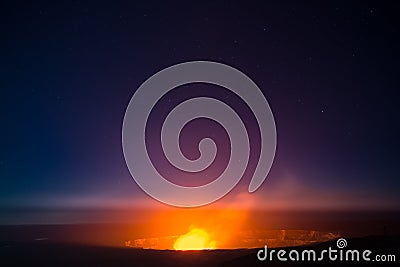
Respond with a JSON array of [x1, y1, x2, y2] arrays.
[[173, 228, 216, 250]]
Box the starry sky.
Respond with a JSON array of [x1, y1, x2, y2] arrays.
[[1, 1, 399, 223]]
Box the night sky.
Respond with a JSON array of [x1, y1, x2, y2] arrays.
[[1, 1, 399, 223]]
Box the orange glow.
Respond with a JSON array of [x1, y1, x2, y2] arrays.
[[173, 228, 216, 250]]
